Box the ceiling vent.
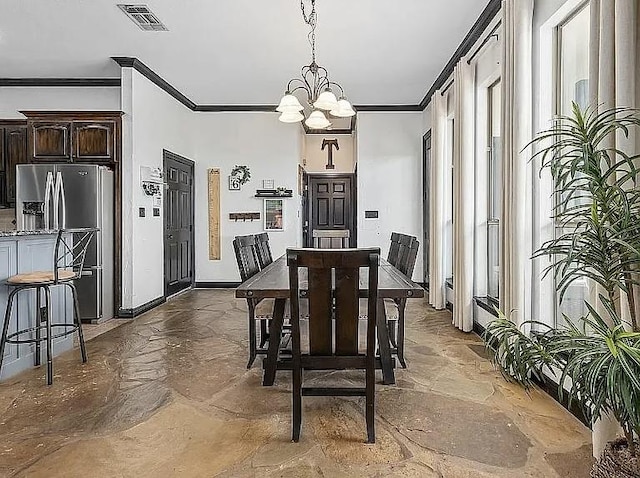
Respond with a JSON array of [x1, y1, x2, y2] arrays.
[[118, 4, 168, 31]]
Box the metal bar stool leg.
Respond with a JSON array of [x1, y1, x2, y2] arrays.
[[0, 288, 20, 376], [43, 286, 53, 385], [67, 283, 87, 363], [35, 286, 42, 366]]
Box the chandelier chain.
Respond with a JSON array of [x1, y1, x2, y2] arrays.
[[300, 0, 317, 64]]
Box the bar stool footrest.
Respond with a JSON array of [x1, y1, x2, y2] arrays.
[[6, 323, 80, 344]]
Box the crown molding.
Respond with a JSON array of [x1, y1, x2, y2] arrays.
[[419, 0, 501, 109], [3, 1, 501, 118], [0, 78, 121, 87]]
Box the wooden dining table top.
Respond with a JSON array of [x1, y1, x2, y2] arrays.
[[235, 254, 425, 300]]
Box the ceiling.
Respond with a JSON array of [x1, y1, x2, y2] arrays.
[[0, 0, 491, 106]]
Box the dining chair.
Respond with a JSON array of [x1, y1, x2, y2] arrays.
[[312, 229, 350, 248], [233, 235, 274, 368], [287, 247, 380, 443], [254, 232, 273, 269], [386, 237, 420, 368]]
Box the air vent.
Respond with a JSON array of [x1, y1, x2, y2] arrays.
[[118, 4, 168, 31]]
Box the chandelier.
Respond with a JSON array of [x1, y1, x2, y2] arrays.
[[277, 0, 356, 129]]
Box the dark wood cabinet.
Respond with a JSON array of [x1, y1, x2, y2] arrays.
[[73, 121, 116, 163], [4, 126, 28, 204], [0, 122, 28, 206], [21, 111, 122, 165], [30, 122, 72, 162]]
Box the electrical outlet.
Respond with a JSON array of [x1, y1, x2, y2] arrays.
[[139, 207, 146, 217], [153, 208, 160, 217]]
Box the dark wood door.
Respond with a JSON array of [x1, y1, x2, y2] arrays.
[[4, 126, 28, 205], [72, 121, 115, 163], [306, 174, 355, 247], [29, 122, 72, 162], [423, 131, 431, 286], [164, 150, 195, 297]]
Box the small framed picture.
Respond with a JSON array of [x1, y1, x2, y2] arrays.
[[229, 175, 241, 191], [262, 179, 275, 190], [264, 198, 284, 232]]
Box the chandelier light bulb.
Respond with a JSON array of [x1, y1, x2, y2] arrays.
[[330, 98, 356, 118], [278, 111, 305, 123], [313, 89, 339, 111], [304, 110, 331, 129], [276, 93, 304, 113]]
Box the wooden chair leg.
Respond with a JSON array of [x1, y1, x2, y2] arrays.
[[366, 358, 375, 444], [247, 301, 257, 369], [259, 319, 268, 348], [292, 366, 302, 442]]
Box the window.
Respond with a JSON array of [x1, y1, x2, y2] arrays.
[[554, 3, 590, 326], [487, 80, 502, 304]]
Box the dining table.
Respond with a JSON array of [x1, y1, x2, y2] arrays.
[[235, 254, 425, 386]]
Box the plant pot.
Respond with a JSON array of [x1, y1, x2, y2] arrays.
[[591, 437, 640, 478]]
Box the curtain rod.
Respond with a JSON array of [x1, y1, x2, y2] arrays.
[[467, 19, 502, 64]]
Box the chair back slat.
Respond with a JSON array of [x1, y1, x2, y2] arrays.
[[288, 248, 380, 358], [334, 268, 359, 355], [312, 229, 350, 249], [399, 239, 420, 278], [254, 232, 273, 269], [233, 235, 260, 281], [387, 232, 401, 266], [395, 234, 414, 272], [307, 268, 333, 355]]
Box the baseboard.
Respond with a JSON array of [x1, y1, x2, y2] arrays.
[[118, 296, 166, 318], [195, 281, 241, 288]]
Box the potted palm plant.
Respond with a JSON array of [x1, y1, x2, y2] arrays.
[[484, 104, 640, 477]]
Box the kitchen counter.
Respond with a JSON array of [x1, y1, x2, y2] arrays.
[[0, 232, 75, 381], [0, 229, 58, 237]]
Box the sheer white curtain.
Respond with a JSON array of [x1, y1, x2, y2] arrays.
[[452, 59, 476, 331], [429, 91, 448, 309], [499, 0, 533, 328], [587, 0, 639, 458]]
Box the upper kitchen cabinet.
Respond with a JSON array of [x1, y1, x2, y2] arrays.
[[20, 112, 122, 165], [30, 122, 72, 162], [73, 121, 115, 163], [0, 121, 29, 206], [4, 125, 28, 204]]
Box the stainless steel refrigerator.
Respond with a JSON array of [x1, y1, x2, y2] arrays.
[[16, 164, 114, 323]]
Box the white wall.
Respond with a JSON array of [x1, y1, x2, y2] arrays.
[[120, 69, 195, 308], [193, 114, 302, 283], [0, 87, 120, 118], [356, 112, 423, 281]]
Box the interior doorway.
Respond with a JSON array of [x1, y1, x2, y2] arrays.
[[163, 150, 195, 297], [303, 173, 357, 247]]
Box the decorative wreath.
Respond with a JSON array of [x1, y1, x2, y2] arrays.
[[230, 165, 251, 185]]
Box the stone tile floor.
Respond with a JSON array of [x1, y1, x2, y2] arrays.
[[0, 290, 593, 477]]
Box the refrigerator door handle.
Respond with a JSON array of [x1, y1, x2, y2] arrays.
[[44, 172, 54, 230], [53, 172, 61, 229], [58, 172, 67, 229]]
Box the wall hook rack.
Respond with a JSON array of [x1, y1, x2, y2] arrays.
[[229, 212, 260, 222]]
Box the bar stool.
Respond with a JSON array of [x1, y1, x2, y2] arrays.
[[0, 228, 97, 385]]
